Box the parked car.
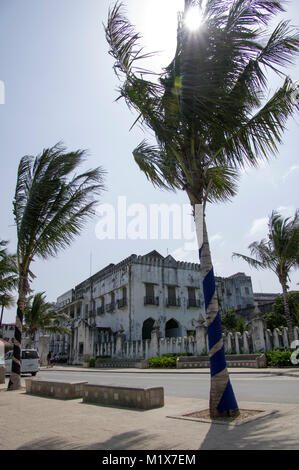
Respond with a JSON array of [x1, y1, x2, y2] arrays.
[[5, 349, 40, 376]]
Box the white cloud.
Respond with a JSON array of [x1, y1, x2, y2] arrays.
[[276, 205, 295, 218], [247, 217, 268, 239], [171, 246, 199, 263], [210, 233, 223, 243], [282, 165, 299, 181]]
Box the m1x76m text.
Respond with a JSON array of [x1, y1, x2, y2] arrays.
[[146, 454, 196, 465]]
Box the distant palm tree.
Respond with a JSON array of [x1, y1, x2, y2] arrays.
[[23, 292, 71, 348], [0, 240, 18, 328], [8, 143, 106, 390], [105, 0, 299, 417], [233, 209, 299, 343]]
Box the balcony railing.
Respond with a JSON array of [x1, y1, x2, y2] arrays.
[[106, 302, 116, 313], [97, 306, 105, 315], [187, 298, 201, 308], [117, 298, 127, 308], [166, 297, 181, 307], [144, 296, 159, 306]]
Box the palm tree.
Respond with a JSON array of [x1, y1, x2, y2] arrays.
[[233, 209, 299, 343], [0, 240, 18, 328], [8, 143, 106, 390], [105, 0, 299, 417], [23, 292, 71, 348]]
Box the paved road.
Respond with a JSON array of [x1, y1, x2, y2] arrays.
[[34, 370, 299, 405]]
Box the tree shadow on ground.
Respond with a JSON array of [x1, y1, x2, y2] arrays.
[[199, 410, 298, 450], [17, 430, 157, 450]]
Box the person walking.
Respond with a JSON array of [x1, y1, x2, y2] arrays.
[[47, 351, 51, 368], [50, 351, 55, 368]]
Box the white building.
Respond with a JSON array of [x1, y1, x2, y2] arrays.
[[52, 250, 256, 364], [216, 272, 255, 312], [0, 323, 15, 344]]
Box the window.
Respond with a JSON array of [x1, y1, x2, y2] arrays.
[[187, 288, 200, 308], [122, 286, 127, 299], [22, 350, 38, 359], [168, 286, 176, 302], [144, 284, 158, 305], [245, 287, 250, 295], [145, 284, 154, 298], [188, 287, 196, 301], [167, 286, 179, 307]]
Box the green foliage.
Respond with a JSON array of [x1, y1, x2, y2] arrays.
[[0, 240, 18, 311], [88, 356, 111, 367], [265, 349, 297, 367], [23, 292, 71, 339], [149, 357, 177, 368], [221, 309, 237, 332], [263, 292, 299, 329], [14, 143, 106, 296], [236, 318, 245, 334], [106, 1, 299, 210], [273, 292, 299, 325], [263, 310, 287, 330], [233, 210, 299, 333], [221, 310, 246, 334], [149, 353, 193, 368]]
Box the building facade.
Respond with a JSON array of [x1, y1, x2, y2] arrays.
[[0, 323, 15, 344], [51, 250, 257, 364], [216, 272, 255, 312]]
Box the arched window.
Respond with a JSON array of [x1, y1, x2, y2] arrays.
[[142, 318, 155, 340], [165, 318, 180, 338]]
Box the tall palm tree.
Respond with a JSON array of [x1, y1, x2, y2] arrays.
[[0, 240, 18, 328], [105, 0, 299, 417], [8, 143, 106, 390], [233, 209, 299, 342], [23, 292, 71, 348]]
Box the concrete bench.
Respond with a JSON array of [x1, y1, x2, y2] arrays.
[[0, 366, 5, 384], [94, 359, 147, 369], [82, 383, 164, 410], [25, 378, 87, 399], [176, 354, 266, 369]]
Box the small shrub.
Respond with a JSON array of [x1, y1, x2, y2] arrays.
[[265, 349, 297, 367], [149, 353, 193, 368], [88, 358, 96, 368]]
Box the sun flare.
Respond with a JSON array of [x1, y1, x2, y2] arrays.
[[184, 7, 204, 31]]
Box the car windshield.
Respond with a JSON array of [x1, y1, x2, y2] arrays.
[[21, 350, 38, 359]]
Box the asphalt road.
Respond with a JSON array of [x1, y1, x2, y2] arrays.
[[34, 370, 299, 405]]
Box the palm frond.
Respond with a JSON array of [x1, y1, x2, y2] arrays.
[[232, 251, 270, 270], [105, 1, 156, 78], [14, 144, 106, 261]]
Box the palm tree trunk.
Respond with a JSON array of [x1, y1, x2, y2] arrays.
[[195, 205, 239, 417], [281, 280, 295, 344], [7, 277, 26, 391]]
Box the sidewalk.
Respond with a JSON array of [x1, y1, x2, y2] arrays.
[[1, 370, 299, 450], [38, 364, 299, 378]]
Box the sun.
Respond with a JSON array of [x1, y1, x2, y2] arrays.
[[184, 7, 204, 31]]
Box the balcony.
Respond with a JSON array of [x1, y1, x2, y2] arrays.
[[166, 297, 181, 307], [144, 296, 159, 306], [117, 298, 127, 309], [97, 306, 105, 315], [187, 298, 201, 308], [106, 302, 116, 313]]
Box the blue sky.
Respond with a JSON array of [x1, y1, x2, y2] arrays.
[[0, 0, 298, 323]]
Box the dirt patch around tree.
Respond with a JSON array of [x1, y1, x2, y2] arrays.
[[167, 408, 277, 426]]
